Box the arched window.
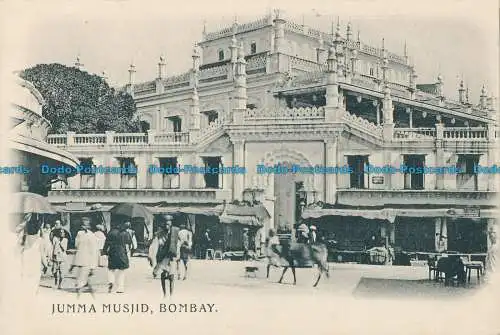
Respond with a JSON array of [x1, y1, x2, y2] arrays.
[[218, 49, 224, 61], [369, 67, 374, 76], [250, 41, 257, 54]]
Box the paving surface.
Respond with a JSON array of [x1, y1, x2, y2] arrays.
[[11, 257, 498, 335]]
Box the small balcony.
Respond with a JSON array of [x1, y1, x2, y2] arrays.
[[47, 188, 232, 204], [336, 189, 497, 207]]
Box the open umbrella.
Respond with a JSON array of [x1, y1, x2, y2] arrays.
[[109, 203, 153, 224], [12, 192, 57, 214]]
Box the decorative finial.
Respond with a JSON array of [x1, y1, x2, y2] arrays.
[[346, 21, 352, 40], [202, 20, 207, 36], [336, 17, 341, 38], [274, 8, 281, 20], [357, 29, 360, 42], [74, 55, 84, 69], [159, 54, 166, 63], [437, 73, 443, 83], [381, 38, 385, 50], [481, 84, 487, 96]]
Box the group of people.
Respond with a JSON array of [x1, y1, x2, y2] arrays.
[[36, 216, 141, 295]]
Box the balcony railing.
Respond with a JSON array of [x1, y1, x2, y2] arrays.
[[443, 127, 488, 140], [47, 131, 190, 147], [245, 106, 325, 122], [393, 128, 436, 140]]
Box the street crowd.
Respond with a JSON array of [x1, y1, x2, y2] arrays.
[[36, 214, 193, 297]]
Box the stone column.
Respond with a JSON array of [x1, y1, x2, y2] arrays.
[[109, 157, 122, 189], [192, 155, 205, 189], [434, 217, 442, 251], [232, 44, 247, 125], [232, 140, 245, 200], [222, 153, 233, 192], [325, 46, 340, 122], [383, 151, 393, 189], [487, 141, 497, 191], [177, 155, 190, 189], [151, 157, 163, 189], [93, 157, 105, 189], [388, 223, 395, 245], [324, 138, 337, 204], [135, 155, 147, 189]]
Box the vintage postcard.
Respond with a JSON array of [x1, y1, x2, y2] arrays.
[[1, 0, 499, 334]]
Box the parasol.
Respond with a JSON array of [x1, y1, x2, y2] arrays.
[[109, 203, 154, 224], [12, 192, 57, 214]]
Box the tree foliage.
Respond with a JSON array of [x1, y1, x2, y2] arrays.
[[21, 63, 140, 134]]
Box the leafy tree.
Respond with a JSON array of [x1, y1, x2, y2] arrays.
[[21, 63, 140, 134]]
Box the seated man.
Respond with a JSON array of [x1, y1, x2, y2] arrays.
[[437, 255, 466, 286]]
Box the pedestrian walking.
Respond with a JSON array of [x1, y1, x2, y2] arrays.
[[124, 221, 138, 257], [103, 222, 133, 293], [19, 214, 47, 296], [40, 223, 52, 274], [203, 229, 212, 259], [176, 223, 193, 280], [242, 228, 250, 260], [71, 217, 99, 295], [148, 215, 180, 297], [51, 229, 68, 289], [94, 224, 107, 267]]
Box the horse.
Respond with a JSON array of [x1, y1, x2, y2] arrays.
[[266, 240, 330, 287]]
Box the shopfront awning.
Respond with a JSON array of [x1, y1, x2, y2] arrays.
[[219, 214, 262, 226], [302, 208, 398, 223], [53, 204, 114, 213], [10, 135, 79, 170], [222, 204, 270, 221], [302, 207, 499, 222], [149, 205, 223, 216]]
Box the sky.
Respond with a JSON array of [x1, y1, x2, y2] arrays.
[[1, 0, 498, 102]]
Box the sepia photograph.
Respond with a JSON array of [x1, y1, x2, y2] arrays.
[[0, 0, 499, 334]]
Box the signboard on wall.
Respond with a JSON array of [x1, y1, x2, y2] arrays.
[[371, 176, 384, 184], [446, 206, 480, 218]]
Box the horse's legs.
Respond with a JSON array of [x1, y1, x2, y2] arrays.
[[313, 267, 322, 287], [169, 274, 175, 295], [183, 260, 188, 280], [176, 261, 181, 280], [266, 264, 271, 278], [160, 271, 168, 297], [291, 266, 296, 285], [278, 267, 288, 283]]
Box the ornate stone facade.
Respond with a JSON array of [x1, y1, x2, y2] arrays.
[[47, 12, 498, 253]]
